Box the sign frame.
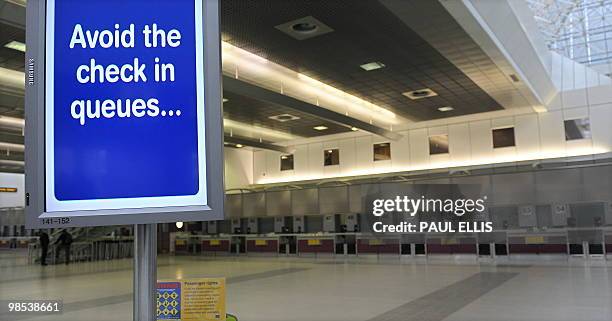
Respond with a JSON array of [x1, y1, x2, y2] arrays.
[[25, 0, 225, 229]]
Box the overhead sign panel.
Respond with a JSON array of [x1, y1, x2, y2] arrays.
[[25, 0, 224, 228]]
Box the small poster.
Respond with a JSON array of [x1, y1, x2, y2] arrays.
[[157, 278, 226, 321]]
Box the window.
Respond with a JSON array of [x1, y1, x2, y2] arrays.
[[280, 154, 294, 171], [429, 134, 449, 155], [324, 149, 339, 166], [564, 118, 591, 140], [492, 127, 516, 148], [373, 143, 391, 161]]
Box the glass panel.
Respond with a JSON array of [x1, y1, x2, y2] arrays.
[[280, 154, 294, 171], [373, 143, 391, 161], [492, 127, 516, 148], [324, 149, 340, 166], [429, 134, 449, 155], [564, 118, 591, 140]]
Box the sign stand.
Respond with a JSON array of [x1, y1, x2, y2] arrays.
[[134, 224, 157, 321], [25, 0, 224, 317]]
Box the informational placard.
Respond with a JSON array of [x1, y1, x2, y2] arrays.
[[157, 278, 226, 321], [25, 0, 224, 228]]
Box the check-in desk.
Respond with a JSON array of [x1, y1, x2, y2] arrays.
[[0, 237, 32, 249], [173, 235, 189, 254], [230, 236, 246, 254], [401, 234, 426, 256], [201, 236, 231, 255], [507, 230, 568, 255], [425, 234, 477, 255], [297, 235, 335, 256], [0, 238, 11, 248], [334, 233, 357, 255], [278, 235, 297, 255], [356, 235, 400, 255], [606, 231, 612, 256], [245, 236, 279, 255], [173, 234, 203, 255]]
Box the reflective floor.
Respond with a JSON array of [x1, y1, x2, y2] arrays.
[[0, 250, 611, 321]]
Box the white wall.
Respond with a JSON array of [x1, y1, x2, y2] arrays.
[[0, 173, 24, 208], [224, 147, 253, 189], [252, 83, 612, 184]]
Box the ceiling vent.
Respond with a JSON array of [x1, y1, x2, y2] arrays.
[[402, 88, 438, 100], [275, 16, 334, 40], [268, 114, 301, 122]]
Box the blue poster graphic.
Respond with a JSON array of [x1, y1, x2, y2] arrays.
[[157, 282, 181, 319], [48, 0, 203, 202]]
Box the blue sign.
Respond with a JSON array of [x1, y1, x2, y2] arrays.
[[157, 282, 181, 319], [44, 0, 207, 211]]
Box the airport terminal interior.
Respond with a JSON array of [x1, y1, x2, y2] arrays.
[[2, 0, 612, 320]]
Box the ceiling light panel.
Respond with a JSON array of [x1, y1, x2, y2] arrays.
[[224, 119, 300, 142], [4, 41, 25, 53], [221, 42, 402, 126], [360, 62, 385, 71]]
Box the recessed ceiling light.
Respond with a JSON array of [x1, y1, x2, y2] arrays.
[[269, 114, 300, 122], [235, 144, 243, 148], [360, 62, 385, 71], [438, 106, 454, 112], [292, 22, 318, 33], [4, 41, 25, 53], [313, 125, 328, 131], [222, 98, 229, 103], [351, 127, 359, 131], [402, 88, 438, 100], [275, 16, 334, 40]]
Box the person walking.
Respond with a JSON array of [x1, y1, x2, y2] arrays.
[[38, 231, 49, 266], [55, 230, 73, 265]]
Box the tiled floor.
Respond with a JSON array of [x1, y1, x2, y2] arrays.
[[0, 251, 611, 321]]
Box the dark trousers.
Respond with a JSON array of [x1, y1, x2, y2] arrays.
[[41, 245, 48, 265], [55, 244, 71, 264]]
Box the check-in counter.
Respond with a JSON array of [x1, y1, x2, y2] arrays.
[[426, 234, 477, 255], [334, 234, 357, 255], [201, 237, 231, 254], [174, 237, 189, 253], [401, 234, 426, 255], [0, 238, 11, 248], [356, 236, 400, 255], [230, 236, 246, 254], [507, 232, 568, 255], [246, 236, 279, 254], [0, 237, 33, 249], [604, 232, 612, 256], [172, 234, 202, 254], [276, 235, 297, 255], [297, 235, 335, 255]]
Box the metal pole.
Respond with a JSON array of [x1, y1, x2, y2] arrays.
[[134, 224, 157, 321]]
